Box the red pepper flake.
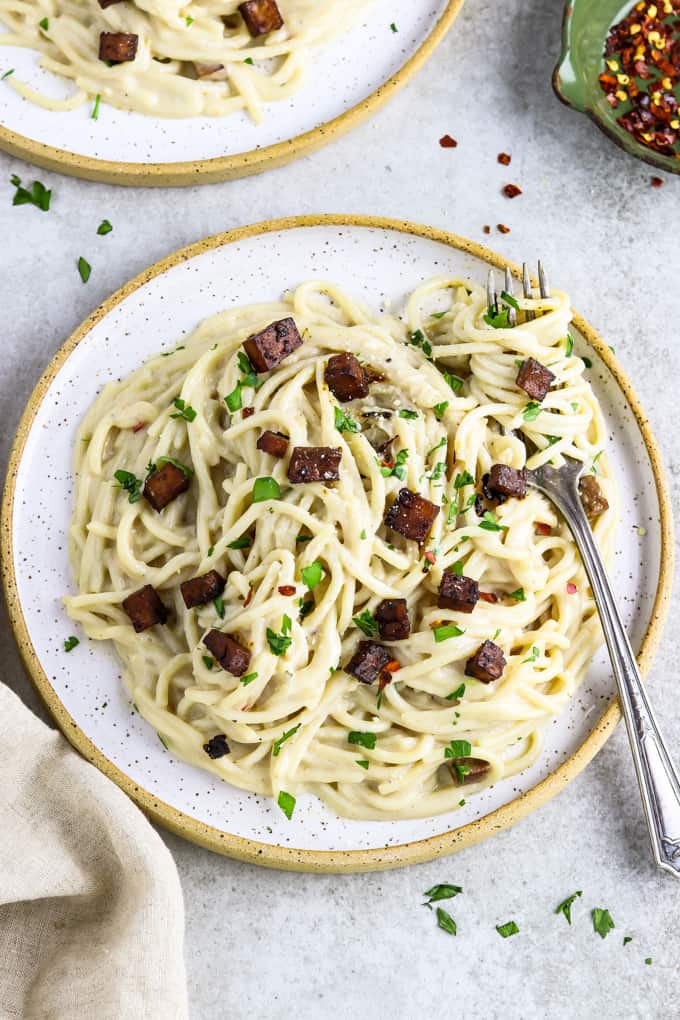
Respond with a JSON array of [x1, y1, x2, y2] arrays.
[[497, 152, 512, 165], [497, 223, 511, 234], [599, 4, 680, 159], [383, 658, 401, 673], [277, 585, 296, 596], [132, 420, 146, 433], [483, 225, 491, 234], [243, 585, 254, 608], [424, 550, 437, 565], [651, 176, 664, 187], [242, 406, 255, 418], [535, 522, 552, 536], [503, 184, 522, 198], [479, 591, 499, 603], [439, 134, 458, 148], [566, 582, 577, 595], [378, 672, 393, 692]]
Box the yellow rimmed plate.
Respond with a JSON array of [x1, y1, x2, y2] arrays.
[[0, 1, 464, 186], [1, 215, 673, 871]]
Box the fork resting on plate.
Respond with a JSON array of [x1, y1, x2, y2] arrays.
[[486, 262, 680, 878]]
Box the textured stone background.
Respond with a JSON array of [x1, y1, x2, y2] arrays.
[[1, 0, 679, 1017]]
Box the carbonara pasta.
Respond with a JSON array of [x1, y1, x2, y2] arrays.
[[0, 0, 370, 119], [64, 276, 617, 821]]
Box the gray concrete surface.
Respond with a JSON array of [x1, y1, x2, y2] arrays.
[[2, 0, 679, 1017]]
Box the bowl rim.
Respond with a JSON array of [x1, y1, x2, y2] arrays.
[[0, 0, 465, 187], [551, 0, 680, 176], [1, 213, 674, 873]]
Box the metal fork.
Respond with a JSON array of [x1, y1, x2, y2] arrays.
[[487, 262, 680, 878]]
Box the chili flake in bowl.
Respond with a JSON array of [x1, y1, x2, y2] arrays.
[[553, 0, 680, 174]]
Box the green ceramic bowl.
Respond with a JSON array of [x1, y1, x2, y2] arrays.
[[552, 0, 680, 175]]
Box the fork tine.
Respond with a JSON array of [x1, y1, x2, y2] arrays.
[[504, 267, 517, 326], [522, 262, 535, 321], [487, 268, 497, 312], [538, 260, 549, 300]]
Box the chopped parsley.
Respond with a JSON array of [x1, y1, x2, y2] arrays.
[[522, 401, 542, 422], [379, 448, 408, 481], [252, 476, 281, 503], [158, 733, 169, 750], [522, 645, 539, 664], [185, 15, 194, 24], [225, 351, 262, 409], [155, 455, 193, 477], [266, 616, 293, 656], [348, 731, 377, 750], [423, 883, 463, 905], [454, 470, 474, 489], [496, 921, 519, 938], [91, 93, 101, 120], [434, 401, 449, 421], [442, 370, 464, 393], [244, 56, 253, 64], [436, 908, 457, 936], [334, 406, 360, 433], [360, 528, 367, 540], [1, 68, 14, 80], [398, 408, 418, 419], [484, 306, 511, 329], [240, 672, 258, 686], [446, 683, 466, 701], [582, 356, 593, 369], [645, 958, 653, 965], [64, 635, 79, 652], [565, 333, 574, 357], [479, 511, 507, 532], [427, 437, 447, 458], [444, 739, 472, 759], [623, 936, 633, 946], [500, 290, 519, 310], [170, 397, 197, 422], [272, 723, 301, 757], [592, 908, 615, 939], [433, 624, 465, 643], [114, 469, 143, 503], [408, 328, 432, 359], [555, 890, 582, 925], [202, 655, 214, 670], [301, 560, 324, 590], [39, 16, 48, 28], [97, 218, 112, 235], [352, 609, 378, 637], [390, 21, 398, 32], [431, 310, 447, 319], [77, 256, 91, 283], [277, 790, 296, 820], [227, 535, 251, 549], [10, 175, 51, 211], [451, 560, 464, 576], [213, 594, 225, 619], [510, 588, 526, 602], [355, 759, 369, 769]]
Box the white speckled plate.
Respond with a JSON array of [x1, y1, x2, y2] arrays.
[[0, 1, 464, 185], [2, 216, 672, 872]]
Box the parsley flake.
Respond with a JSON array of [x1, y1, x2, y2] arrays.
[[301, 560, 324, 590], [353, 609, 378, 637], [444, 739, 472, 759], [436, 907, 457, 936], [496, 921, 519, 938], [114, 468, 142, 503], [592, 908, 615, 939], [10, 175, 51, 211], [424, 883, 463, 905], [480, 511, 507, 532], [77, 256, 91, 283], [446, 683, 466, 701], [240, 672, 258, 686], [272, 723, 301, 757], [64, 635, 79, 652], [170, 397, 197, 422], [334, 406, 360, 433], [277, 790, 296, 819], [510, 587, 526, 602], [434, 401, 449, 421], [522, 645, 539, 664], [213, 595, 225, 619], [398, 408, 418, 419], [91, 93, 101, 120], [266, 619, 292, 656], [252, 477, 281, 503], [348, 731, 376, 750], [555, 890, 582, 925], [97, 218, 112, 235], [523, 401, 542, 421], [433, 624, 464, 643]]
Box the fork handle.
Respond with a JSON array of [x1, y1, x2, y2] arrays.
[[551, 486, 680, 877]]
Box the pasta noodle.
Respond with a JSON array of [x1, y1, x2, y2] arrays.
[[64, 276, 618, 820], [0, 0, 370, 119]]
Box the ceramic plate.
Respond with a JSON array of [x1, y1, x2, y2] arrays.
[[2, 216, 673, 872], [0, 1, 463, 186]]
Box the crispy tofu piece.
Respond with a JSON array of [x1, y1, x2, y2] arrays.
[[346, 640, 392, 684], [243, 317, 302, 372], [99, 31, 138, 63], [143, 462, 191, 512], [465, 640, 506, 683], [180, 570, 226, 610], [384, 488, 440, 544], [287, 447, 342, 483], [204, 630, 251, 676], [238, 0, 283, 36], [375, 598, 410, 641], [438, 573, 479, 613], [122, 584, 168, 632]]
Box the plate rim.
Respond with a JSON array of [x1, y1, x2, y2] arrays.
[[1, 213, 674, 872], [0, 0, 465, 187]]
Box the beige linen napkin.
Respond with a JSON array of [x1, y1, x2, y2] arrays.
[[0, 684, 188, 1020]]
